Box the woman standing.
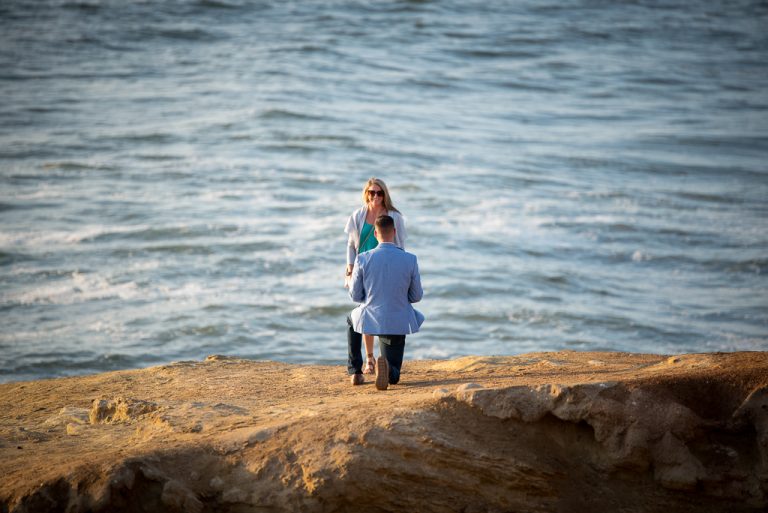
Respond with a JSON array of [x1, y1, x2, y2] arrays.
[[344, 177, 407, 374]]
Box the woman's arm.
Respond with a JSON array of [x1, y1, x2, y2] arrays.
[[346, 237, 357, 268], [344, 209, 361, 266]]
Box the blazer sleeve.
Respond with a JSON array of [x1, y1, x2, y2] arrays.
[[408, 256, 423, 303]]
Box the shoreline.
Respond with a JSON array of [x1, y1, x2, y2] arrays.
[[2, 351, 766, 512]]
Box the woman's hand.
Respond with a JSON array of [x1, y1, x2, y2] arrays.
[[346, 264, 354, 276]]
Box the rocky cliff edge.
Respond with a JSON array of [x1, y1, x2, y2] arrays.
[[1, 351, 766, 512]]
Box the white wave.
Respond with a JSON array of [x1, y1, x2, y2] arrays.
[[2, 271, 140, 306], [196, 190, 250, 202], [0, 324, 75, 345], [5, 187, 63, 202], [0, 224, 144, 248], [158, 282, 206, 300], [632, 250, 651, 262], [410, 345, 452, 360], [124, 260, 161, 272]]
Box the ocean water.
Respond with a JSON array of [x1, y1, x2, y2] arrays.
[[1, 0, 767, 383]]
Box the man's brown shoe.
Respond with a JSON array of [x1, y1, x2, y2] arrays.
[[350, 373, 365, 386], [375, 357, 389, 390]]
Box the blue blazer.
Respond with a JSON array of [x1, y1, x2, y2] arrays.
[[349, 242, 425, 335]]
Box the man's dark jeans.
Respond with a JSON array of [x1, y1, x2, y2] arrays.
[[347, 316, 405, 385]]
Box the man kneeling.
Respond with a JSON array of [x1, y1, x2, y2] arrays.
[[346, 215, 424, 390]]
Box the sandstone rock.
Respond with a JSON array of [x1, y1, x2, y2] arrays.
[[89, 397, 159, 424], [161, 480, 202, 513], [1, 351, 766, 512]]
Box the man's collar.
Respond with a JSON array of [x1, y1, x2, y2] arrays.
[[378, 242, 402, 250]]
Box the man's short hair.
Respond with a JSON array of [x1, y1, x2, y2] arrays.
[[375, 214, 395, 233]]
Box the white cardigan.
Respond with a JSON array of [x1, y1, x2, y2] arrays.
[[344, 207, 406, 265]]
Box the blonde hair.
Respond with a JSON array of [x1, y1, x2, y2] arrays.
[[361, 177, 400, 213]]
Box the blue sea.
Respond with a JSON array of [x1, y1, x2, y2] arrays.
[[1, 0, 767, 383]]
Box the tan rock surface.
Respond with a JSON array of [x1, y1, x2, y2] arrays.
[[1, 351, 766, 512]]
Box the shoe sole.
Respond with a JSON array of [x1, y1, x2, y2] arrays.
[[375, 357, 389, 390]]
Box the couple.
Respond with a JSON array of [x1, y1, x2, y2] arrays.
[[344, 192, 424, 390]]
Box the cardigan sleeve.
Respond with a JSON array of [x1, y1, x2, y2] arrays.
[[344, 210, 360, 265], [346, 240, 357, 266], [392, 211, 407, 249]]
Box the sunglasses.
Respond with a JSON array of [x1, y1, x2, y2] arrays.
[[367, 190, 385, 197]]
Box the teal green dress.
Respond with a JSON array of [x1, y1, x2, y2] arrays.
[[359, 222, 378, 253]]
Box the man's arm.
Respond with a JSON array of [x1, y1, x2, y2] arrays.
[[408, 257, 423, 303], [349, 255, 366, 303]]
